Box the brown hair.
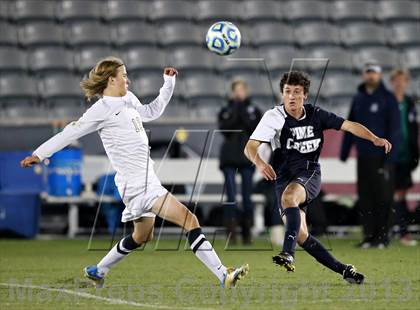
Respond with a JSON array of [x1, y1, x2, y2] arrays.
[[280, 71, 311, 95], [80, 56, 124, 101], [389, 68, 410, 82]]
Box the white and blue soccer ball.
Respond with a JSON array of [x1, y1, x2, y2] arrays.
[[206, 21, 241, 56]]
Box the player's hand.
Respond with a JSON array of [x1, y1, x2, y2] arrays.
[[256, 162, 277, 181], [20, 155, 41, 168], [164, 67, 178, 76], [373, 137, 392, 154]]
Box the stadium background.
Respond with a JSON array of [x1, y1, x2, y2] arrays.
[[0, 1, 419, 310], [0, 0, 419, 242]]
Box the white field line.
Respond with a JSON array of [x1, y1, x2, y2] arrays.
[[0, 282, 215, 310], [0, 282, 414, 307]]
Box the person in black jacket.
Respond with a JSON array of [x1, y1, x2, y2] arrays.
[[340, 63, 401, 248], [389, 68, 419, 246], [218, 79, 262, 244]]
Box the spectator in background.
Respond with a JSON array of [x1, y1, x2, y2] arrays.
[[340, 62, 401, 249], [389, 68, 419, 246], [218, 80, 262, 245]]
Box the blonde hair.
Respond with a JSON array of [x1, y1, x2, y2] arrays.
[[80, 56, 124, 101], [389, 67, 410, 82], [230, 79, 248, 92]]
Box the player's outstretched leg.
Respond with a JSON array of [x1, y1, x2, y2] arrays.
[[300, 234, 365, 284], [84, 217, 154, 288], [297, 210, 364, 284], [152, 193, 249, 288]]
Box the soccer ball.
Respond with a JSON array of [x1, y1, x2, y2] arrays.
[[206, 21, 241, 56]]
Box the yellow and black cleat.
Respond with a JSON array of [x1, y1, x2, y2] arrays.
[[272, 252, 295, 272], [221, 264, 250, 288]]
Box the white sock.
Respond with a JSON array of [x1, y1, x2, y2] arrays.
[[189, 230, 227, 282], [97, 236, 138, 274]]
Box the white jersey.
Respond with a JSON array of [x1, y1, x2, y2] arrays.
[[34, 74, 175, 208]]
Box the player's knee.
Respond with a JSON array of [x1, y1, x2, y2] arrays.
[[281, 191, 299, 208]]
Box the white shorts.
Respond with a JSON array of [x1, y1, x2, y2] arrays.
[[117, 173, 168, 222]]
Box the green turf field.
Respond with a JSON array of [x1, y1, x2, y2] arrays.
[[0, 238, 419, 310]]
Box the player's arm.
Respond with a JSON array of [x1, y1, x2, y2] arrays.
[[340, 120, 392, 154], [244, 139, 277, 181], [245, 110, 280, 180], [20, 103, 107, 168], [135, 67, 177, 122]]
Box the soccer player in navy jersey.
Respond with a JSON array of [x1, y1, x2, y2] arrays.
[[244, 71, 392, 284]]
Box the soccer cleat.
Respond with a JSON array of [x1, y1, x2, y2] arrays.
[[84, 265, 105, 288], [343, 264, 365, 284], [221, 264, 249, 288], [272, 251, 295, 272]]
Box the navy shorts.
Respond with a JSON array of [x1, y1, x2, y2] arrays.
[[275, 168, 321, 216]]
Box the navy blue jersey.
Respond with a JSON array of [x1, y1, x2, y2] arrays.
[[250, 104, 345, 175]]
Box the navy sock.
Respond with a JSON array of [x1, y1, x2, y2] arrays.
[[282, 207, 301, 256], [302, 235, 346, 274]]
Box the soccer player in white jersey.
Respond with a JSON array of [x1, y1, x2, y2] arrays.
[[21, 57, 249, 288]]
